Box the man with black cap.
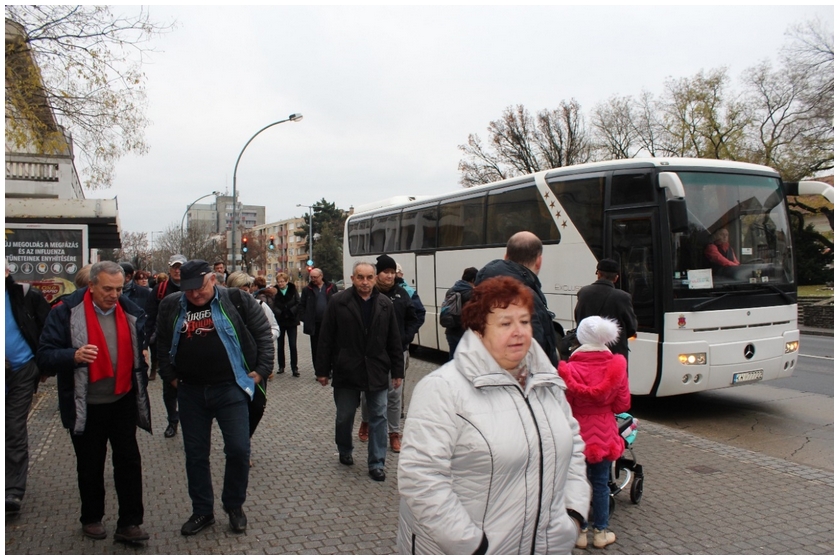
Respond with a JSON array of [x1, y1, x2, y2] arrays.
[[155, 260, 273, 536], [574, 258, 638, 361], [144, 254, 185, 429]]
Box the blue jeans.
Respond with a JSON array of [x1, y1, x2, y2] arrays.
[[334, 387, 387, 470], [178, 382, 250, 515], [585, 460, 611, 530]]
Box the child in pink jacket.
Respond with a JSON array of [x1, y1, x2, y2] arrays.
[[558, 316, 630, 550]]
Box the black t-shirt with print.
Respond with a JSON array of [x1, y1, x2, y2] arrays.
[[175, 300, 236, 386]]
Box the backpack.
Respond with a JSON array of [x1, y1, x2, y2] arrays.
[[155, 279, 169, 301], [439, 289, 462, 329]]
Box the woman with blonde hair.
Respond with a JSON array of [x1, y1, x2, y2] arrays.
[[271, 272, 301, 376]]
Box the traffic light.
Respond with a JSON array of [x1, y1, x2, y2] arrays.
[[268, 235, 275, 250], [242, 236, 248, 253], [307, 265, 313, 274]]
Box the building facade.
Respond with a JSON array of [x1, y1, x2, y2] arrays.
[[247, 217, 308, 288]]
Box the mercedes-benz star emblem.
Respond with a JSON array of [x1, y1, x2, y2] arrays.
[[744, 344, 755, 360]]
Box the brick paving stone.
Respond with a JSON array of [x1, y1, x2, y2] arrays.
[[5, 329, 834, 555]]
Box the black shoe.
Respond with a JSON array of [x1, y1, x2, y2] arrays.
[[114, 524, 149, 543], [339, 454, 354, 466], [164, 423, 178, 438], [278, 368, 285, 374], [5, 496, 21, 513], [369, 468, 386, 482], [224, 506, 247, 533], [181, 513, 215, 536]]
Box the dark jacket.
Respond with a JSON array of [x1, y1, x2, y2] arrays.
[[315, 287, 404, 392], [379, 283, 420, 350], [271, 283, 300, 328], [123, 280, 151, 312], [36, 288, 152, 435], [476, 259, 558, 366], [6, 275, 51, 357], [144, 278, 180, 349], [396, 277, 427, 330], [155, 286, 274, 397], [299, 280, 337, 334], [442, 278, 474, 339], [574, 279, 638, 359]]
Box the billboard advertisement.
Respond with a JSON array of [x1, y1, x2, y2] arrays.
[[5, 224, 89, 302]]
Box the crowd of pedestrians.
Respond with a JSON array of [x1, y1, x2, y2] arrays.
[[7, 230, 640, 553]]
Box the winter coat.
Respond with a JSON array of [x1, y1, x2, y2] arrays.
[[396, 329, 590, 555], [476, 259, 559, 366], [315, 287, 404, 391], [6, 275, 51, 356], [156, 286, 274, 398], [144, 278, 180, 348], [378, 283, 419, 350], [558, 347, 630, 464], [271, 283, 300, 328], [574, 279, 637, 359], [36, 288, 152, 435], [396, 277, 427, 329], [299, 281, 337, 334], [123, 280, 151, 312]]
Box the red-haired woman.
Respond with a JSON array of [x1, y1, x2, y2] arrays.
[[397, 276, 590, 554]]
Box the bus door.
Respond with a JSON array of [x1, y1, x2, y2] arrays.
[[605, 212, 660, 395], [414, 253, 437, 348]]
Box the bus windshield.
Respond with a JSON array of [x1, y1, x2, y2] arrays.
[[671, 171, 794, 296]]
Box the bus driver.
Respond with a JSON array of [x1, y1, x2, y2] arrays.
[[705, 228, 740, 271]]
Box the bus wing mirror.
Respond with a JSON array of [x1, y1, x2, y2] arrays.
[[658, 172, 686, 199], [784, 180, 834, 204], [668, 198, 689, 233]]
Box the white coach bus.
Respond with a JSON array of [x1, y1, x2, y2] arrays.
[[343, 158, 833, 397]]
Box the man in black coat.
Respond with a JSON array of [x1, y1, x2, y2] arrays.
[[299, 268, 337, 372], [5, 262, 51, 514], [120, 262, 151, 311], [316, 261, 404, 483], [476, 231, 559, 366], [574, 258, 638, 361]]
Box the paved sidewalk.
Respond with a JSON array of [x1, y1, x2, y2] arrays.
[[5, 333, 834, 554]]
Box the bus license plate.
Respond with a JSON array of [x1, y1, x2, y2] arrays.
[[732, 369, 764, 384]]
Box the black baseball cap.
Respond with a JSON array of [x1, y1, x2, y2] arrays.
[[180, 260, 213, 290]]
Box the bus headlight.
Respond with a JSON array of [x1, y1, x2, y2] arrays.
[[678, 353, 707, 365], [785, 341, 799, 354]]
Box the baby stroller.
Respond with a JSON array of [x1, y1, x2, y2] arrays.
[[608, 412, 644, 518]]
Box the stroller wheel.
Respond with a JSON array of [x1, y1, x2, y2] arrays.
[[630, 476, 644, 504]]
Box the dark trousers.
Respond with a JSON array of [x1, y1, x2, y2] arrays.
[[69, 394, 144, 527], [178, 382, 250, 515], [277, 324, 298, 372], [309, 321, 322, 372], [6, 359, 39, 500], [163, 378, 179, 425]]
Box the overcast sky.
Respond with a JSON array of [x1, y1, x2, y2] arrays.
[[98, 4, 833, 238]]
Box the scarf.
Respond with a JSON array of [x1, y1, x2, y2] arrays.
[[83, 290, 133, 394]]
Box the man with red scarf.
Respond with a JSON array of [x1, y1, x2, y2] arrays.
[[37, 261, 152, 544]]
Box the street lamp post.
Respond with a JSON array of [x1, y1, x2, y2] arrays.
[[231, 113, 303, 271], [296, 203, 322, 272], [181, 191, 221, 241]]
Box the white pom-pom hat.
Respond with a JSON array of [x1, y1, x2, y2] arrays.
[[576, 316, 621, 347]]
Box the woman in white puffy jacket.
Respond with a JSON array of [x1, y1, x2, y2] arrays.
[[397, 276, 590, 555]]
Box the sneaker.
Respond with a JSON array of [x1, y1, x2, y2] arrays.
[[575, 527, 588, 549], [5, 495, 22, 513], [114, 525, 149, 543], [224, 506, 247, 533], [82, 522, 107, 540], [164, 423, 178, 438], [389, 432, 402, 453], [181, 513, 215, 536], [358, 422, 369, 442], [339, 454, 354, 466], [593, 528, 616, 549]]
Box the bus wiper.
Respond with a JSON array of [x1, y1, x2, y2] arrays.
[[691, 292, 736, 311], [762, 284, 795, 304]]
